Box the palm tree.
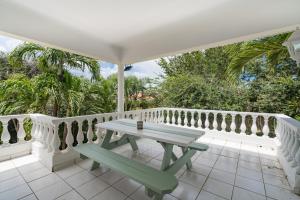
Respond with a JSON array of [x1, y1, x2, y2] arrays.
[[225, 33, 293, 81], [8, 42, 100, 116]]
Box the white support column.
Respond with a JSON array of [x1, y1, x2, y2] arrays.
[[117, 63, 125, 118]]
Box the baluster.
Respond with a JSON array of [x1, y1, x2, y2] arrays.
[[42, 123, 48, 145], [87, 120, 93, 143], [65, 122, 73, 151], [289, 131, 300, 167], [47, 125, 53, 152], [31, 121, 36, 139], [17, 118, 26, 141], [183, 111, 188, 126], [240, 115, 247, 134], [251, 115, 258, 135], [221, 114, 226, 131], [166, 110, 170, 124], [283, 129, 292, 157], [262, 116, 270, 137], [205, 112, 210, 129], [213, 113, 218, 130], [171, 110, 176, 124], [37, 122, 42, 141], [51, 124, 60, 154], [295, 138, 300, 174], [155, 111, 158, 123], [1, 120, 10, 144], [231, 114, 236, 133], [41, 123, 48, 147], [77, 121, 84, 145], [190, 112, 195, 127]]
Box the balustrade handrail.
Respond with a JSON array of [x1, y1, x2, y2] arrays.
[[159, 107, 279, 117]]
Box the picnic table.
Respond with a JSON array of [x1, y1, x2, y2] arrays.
[[96, 119, 206, 173], [74, 119, 207, 200]]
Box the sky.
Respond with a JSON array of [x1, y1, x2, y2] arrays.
[[0, 35, 164, 79]]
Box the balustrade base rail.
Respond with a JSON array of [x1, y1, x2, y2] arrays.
[[0, 108, 299, 194]]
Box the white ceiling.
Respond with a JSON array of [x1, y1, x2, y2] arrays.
[[0, 0, 300, 64]]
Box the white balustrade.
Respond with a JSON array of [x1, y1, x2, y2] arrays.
[[1, 108, 300, 193]]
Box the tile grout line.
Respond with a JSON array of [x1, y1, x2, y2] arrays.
[[229, 140, 241, 200], [12, 160, 40, 200], [193, 138, 226, 200]]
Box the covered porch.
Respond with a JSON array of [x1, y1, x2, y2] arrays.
[[1, 0, 300, 199]]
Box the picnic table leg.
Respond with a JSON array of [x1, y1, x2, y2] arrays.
[[145, 188, 163, 200], [181, 147, 192, 170], [160, 142, 178, 162], [128, 136, 139, 152], [101, 130, 114, 149], [90, 130, 114, 170], [160, 143, 174, 171]]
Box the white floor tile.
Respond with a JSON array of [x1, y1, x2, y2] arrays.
[[19, 194, 38, 200], [90, 187, 127, 200], [262, 165, 285, 177], [171, 181, 200, 200], [261, 158, 282, 169], [195, 157, 216, 168], [18, 162, 45, 175], [203, 178, 233, 200], [89, 165, 110, 176], [65, 170, 96, 188], [0, 184, 32, 200], [221, 149, 239, 159], [23, 167, 52, 182], [130, 187, 152, 200], [147, 159, 161, 170], [56, 190, 84, 200], [235, 175, 265, 195], [35, 181, 72, 200], [196, 190, 226, 200], [99, 170, 124, 185], [56, 165, 84, 179], [76, 178, 109, 199], [265, 184, 300, 200], [28, 173, 61, 192], [0, 160, 15, 172], [263, 174, 290, 190], [0, 175, 26, 193], [239, 153, 260, 164], [238, 160, 261, 172], [12, 155, 39, 168], [232, 187, 266, 200], [190, 164, 212, 177], [0, 168, 19, 182], [209, 169, 235, 185], [179, 171, 206, 188], [76, 158, 94, 170], [113, 177, 141, 196], [237, 167, 263, 181]]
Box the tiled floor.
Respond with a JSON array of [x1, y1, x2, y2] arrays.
[[1, 133, 300, 200]]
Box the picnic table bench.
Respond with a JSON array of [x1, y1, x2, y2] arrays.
[[74, 119, 208, 199]]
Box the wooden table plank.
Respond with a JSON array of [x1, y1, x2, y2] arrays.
[[97, 121, 195, 146]]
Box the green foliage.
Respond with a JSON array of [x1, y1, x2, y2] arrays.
[[225, 33, 297, 81], [0, 74, 34, 115], [158, 74, 247, 111], [157, 33, 300, 119]]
